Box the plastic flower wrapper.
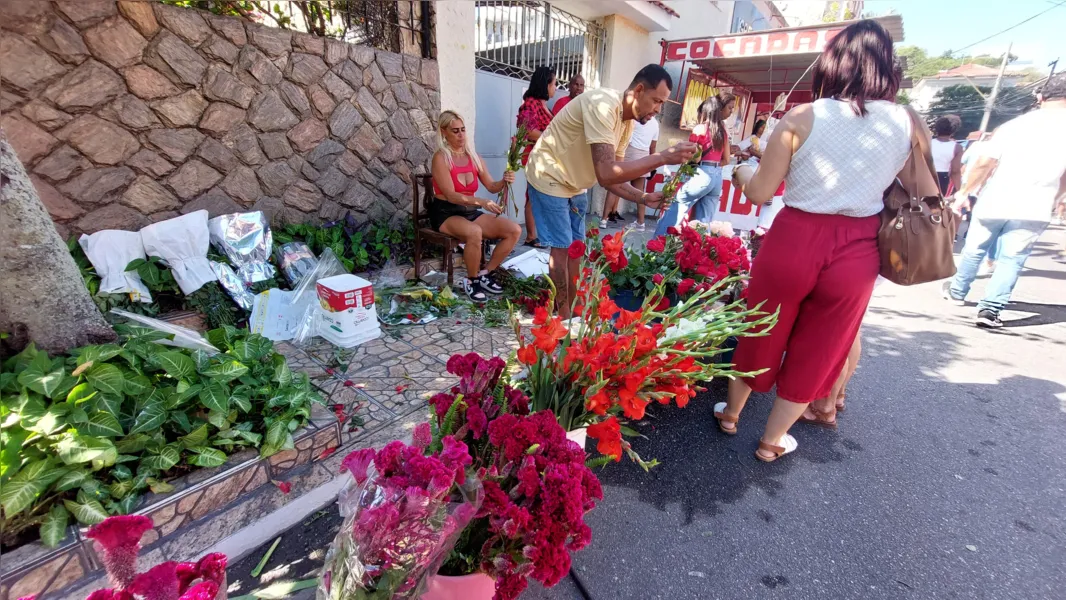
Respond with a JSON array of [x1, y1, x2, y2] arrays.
[[207, 211, 277, 284], [318, 441, 483, 600]]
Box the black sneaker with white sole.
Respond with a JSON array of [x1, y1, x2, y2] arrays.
[[478, 273, 504, 295], [461, 278, 489, 302], [976, 309, 1003, 329]]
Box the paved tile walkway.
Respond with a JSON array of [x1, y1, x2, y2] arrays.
[[276, 321, 522, 450]]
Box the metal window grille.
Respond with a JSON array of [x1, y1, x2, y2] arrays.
[[473, 1, 606, 88]]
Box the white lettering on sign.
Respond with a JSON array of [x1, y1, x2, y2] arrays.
[[664, 26, 843, 62], [647, 166, 784, 231]]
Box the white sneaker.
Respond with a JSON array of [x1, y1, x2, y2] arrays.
[[635, 222, 646, 231], [599, 219, 608, 229]]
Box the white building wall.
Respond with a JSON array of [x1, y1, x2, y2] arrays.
[[436, 2, 477, 137], [601, 14, 652, 89]]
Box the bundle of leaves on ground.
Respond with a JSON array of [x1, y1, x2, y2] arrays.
[[0, 325, 320, 549]]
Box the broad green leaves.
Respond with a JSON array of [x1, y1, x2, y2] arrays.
[[40, 505, 71, 547], [200, 360, 249, 383], [150, 351, 195, 379], [1, 459, 60, 517], [56, 435, 117, 468], [199, 383, 230, 414], [187, 447, 226, 467], [140, 444, 181, 471], [80, 411, 124, 438], [63, 499, 108, 525], [86, 363, 126, 397], [17, 354, 73, 399], [129, 401, 167, 436]]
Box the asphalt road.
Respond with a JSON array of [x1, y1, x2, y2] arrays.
[[527, 225, 1066, 600]]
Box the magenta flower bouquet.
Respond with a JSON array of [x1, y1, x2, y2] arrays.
[[318, 439, 482, 600]]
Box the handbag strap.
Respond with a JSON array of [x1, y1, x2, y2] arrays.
[[902, 107, 943, 201]]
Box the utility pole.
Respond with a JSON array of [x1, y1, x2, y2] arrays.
[[1043, 58, 1059, 95], [979, 42, 1012, 135]]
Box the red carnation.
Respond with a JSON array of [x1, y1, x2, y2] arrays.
[[567, 240, 587, 259], [677, 278, 696, 295]]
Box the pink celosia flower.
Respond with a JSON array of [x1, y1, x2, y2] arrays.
[[175, 562, 199, 593], [85, 515, 154, 588], [412, 422, 432, 449], [177, 581, 219, 600], [195, 552, 227, 586], [341, 448, 376, 484], [127, 561, 180, 600]]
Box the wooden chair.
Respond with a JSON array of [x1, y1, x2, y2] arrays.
[[412, 175, 490, 285]]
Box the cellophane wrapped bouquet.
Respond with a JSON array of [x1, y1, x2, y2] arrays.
[[317, 438, 482, 600], [427, 352, 603, 600]]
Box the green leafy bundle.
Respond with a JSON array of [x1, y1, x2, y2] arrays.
[[0, 326, 320, 549], [273, 217, 415, 274]]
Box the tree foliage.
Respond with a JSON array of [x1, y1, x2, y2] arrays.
[[163, 0, 362, 38], [897, 45, 1018, 81], [925, 84, 1035, 138]]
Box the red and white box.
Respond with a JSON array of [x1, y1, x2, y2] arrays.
[[316, 274, 375, 312]]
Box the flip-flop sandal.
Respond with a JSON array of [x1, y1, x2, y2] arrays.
[[756, 434, 798, 463], [524, 238, 545, 248], [798, 405, 838, 430], [713, 402, 739, 435], [836, 395, 846, 413]]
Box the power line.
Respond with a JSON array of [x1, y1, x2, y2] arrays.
[[945, 0, 1065, 56]]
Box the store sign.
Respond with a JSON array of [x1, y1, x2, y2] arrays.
[[664, 26, 843, 62]]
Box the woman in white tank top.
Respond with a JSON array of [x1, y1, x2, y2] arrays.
[[711, 20, 939, 463], [930, 115, 963, 194]]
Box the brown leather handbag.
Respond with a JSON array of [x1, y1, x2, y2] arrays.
[[878, 110, 957, 285]]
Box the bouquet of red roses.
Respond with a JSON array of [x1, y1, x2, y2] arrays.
[[425, 352, 601, 600], [498, 124, 529, 219], [514, 231, 776, 467], [645, 222, 752, 299]]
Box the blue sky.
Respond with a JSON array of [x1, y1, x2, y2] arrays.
[[869, 0, 1065, 70]]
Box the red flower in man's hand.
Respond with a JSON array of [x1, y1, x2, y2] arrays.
[[587, 417, 623, 461], [568, 240, 587, 259]]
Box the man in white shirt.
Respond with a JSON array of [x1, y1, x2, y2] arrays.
[[600, 115, 660, 230], [945, 73, 1066, 328]]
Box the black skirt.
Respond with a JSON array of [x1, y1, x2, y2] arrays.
[[429, 198, 481, 231]]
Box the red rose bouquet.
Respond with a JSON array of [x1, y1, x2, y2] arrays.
[[426, 352, 601, 600], [318, 438, 481, 600], [514, 231, 776, 466], [645, 222, 752, 300]]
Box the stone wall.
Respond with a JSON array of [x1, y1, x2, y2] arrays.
[[0, 0, 441, 238]]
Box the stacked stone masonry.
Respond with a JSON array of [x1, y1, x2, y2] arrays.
[[0, 0, 441, 238]]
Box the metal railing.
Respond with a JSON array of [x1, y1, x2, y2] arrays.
[[473, 1, 606, 87]]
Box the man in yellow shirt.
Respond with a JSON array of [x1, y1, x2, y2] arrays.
[[526, 64, 698, 318]]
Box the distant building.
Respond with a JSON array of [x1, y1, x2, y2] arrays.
[[774, 1, 865, 26], [911, 64, 1024, 111]]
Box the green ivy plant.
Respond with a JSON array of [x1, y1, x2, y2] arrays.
[[0, 326, 320, 549], [273, 217, 415, 273]]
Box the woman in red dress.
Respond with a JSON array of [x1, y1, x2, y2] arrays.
[[516, 66, 557, 248]]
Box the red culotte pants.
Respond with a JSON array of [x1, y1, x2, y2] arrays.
[[733, 207, 880, 403]]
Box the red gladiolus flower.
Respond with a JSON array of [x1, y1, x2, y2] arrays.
[[86, 515, 154, 589], [601, 232, 627, 271], [588, 227, 600, 237], [585, 389, 612, 415], [319, 446, 338, 461], [596, 297, 619, 321], [677, 278, 696, 295], [516, 343, 538, 365], [615, 308, 642, 329], [531, 316, 567, 353], [567, 240, 587, 259], [273, 480, 292, 494], [587, 417, 623, 461], [652, 273, 664, 285], [646, 237, 666, 253]]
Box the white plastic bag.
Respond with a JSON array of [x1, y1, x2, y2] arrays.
[[78, 230, 153, 302], [109, 309, 220, 354], [140, 210, 216, 295]]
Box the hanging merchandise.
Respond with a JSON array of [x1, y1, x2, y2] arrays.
[[275, 241, 318, 285], [209, 261, 255, 310], [139, 210, 217, 295], [77, 230, 153, 302], [207, 212, 277, 284]]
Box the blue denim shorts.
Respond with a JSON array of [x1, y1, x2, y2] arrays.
[[528, 186, 588, 249]]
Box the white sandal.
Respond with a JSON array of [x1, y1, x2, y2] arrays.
[[756, 434, 798, 463]]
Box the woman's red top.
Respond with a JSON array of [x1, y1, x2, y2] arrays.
[[432, 156, 479, 196], [689, 126, 729, 162], [517, 97, 553, 166]]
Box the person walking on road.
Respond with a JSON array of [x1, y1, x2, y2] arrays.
[[516, 66, 558, 249], [526, 64, 697, 319], [600, 115, 660, 230], [552, 73, 585, 117], [931, 115, 963, 195], [714, 20, 923, 462], [944, 73, 1066, 328]]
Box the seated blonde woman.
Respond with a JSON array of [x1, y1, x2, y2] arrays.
[[431, 110, 522, 301]]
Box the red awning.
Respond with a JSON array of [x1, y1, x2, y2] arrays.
[[661, 16, 904, 104]]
